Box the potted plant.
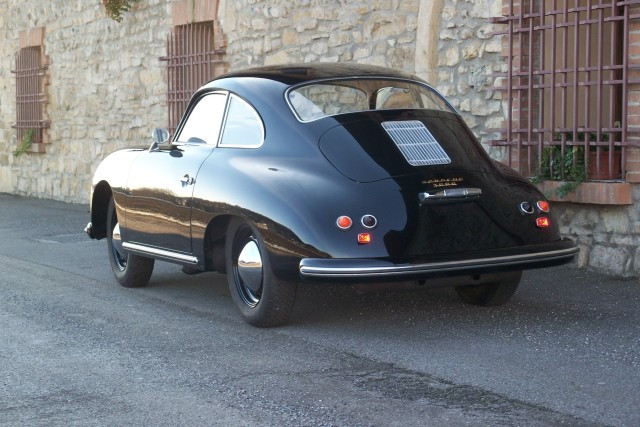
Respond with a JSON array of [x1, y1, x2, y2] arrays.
[[533, 145, 586, 198]]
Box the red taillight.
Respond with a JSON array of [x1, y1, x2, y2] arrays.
[[537, 200, 550, 213], [336, 216, 352, 230], [357, 233, 372, 244], [536, 217, 550, 228]]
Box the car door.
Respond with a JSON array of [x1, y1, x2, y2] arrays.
[[124, 92, 228, 255]]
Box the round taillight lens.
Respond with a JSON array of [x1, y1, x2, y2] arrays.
[[537, 201, 550, 213], [519, 202, 534, 214], [361, 214, 377, 229], [336, 216, 353, 230]]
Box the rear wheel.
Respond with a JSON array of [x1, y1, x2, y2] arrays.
[[225, 218, 296, 327], [455, 272, 522, 306], [106, 197, 154, 288]]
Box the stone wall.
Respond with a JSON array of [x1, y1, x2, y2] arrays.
[[433, 0, 505, 151], [219, 0, 420, 72], [554, 187, 640, 276], [0, 0, 171, 202]]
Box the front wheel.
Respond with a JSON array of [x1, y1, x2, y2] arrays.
[[106, 197, 154, 288], [455, 271, 522, 306], [225, 218, 296, 327]]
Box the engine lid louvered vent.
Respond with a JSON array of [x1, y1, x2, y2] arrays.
[[381, 120, 451, 166]]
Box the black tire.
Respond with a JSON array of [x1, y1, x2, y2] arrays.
[[106, 197, 154, 288], [225, 218, 297, 327], [455, 272, 522, 306]]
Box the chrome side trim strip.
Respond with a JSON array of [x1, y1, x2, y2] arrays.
[[122, 242, 199, 264], [299, 247, 579, 278]]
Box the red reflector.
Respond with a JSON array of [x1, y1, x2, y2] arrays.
[[336, 216, 352, 230], [536, 217, 550, 228], [357, 233, 372, 244], [537, 200, 550, 213]]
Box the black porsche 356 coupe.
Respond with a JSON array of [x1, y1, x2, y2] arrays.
[[85, 63, 578, 326]]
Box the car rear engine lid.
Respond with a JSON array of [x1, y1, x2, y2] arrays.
[[381, 120, 451, 166]]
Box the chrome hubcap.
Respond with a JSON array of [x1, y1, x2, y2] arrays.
[[233, 230, 264, 308], [112, 223, 124, 255], [238, 241, 263, 295]]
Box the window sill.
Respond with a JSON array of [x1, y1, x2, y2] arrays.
[[27, 143, 47, 154], [15, 143, 47, 155], [536, 181, 633, 205]]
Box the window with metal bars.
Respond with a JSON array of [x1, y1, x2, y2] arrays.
[[491, 0, 640, 181], [12, 45, 48, 147], [161, 22, 227, 135]]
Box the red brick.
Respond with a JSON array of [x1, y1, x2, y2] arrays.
[[626, 148, 640, 161], [629, 92, 640, 104], [626, 171, 640, 183], [629, 115, 640, 126], [172, 0, 188, 26]]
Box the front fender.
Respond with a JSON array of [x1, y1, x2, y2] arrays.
[[89, 149, 144, 238]]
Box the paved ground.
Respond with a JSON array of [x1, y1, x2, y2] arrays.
[[0, 193, 638, 426]]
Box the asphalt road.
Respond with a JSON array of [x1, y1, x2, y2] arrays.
[[0, 193, 638, 426]]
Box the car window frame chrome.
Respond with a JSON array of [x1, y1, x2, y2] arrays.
[[174, 90, 230, 146], [284, 76, 459, 123], [217, 93, 266, 149]]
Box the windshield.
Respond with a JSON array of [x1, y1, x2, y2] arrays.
[[288, 78, 454, 122]]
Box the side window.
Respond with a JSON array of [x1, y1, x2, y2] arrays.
[[176, 93, 227, 144], [219, 95, 264, 148]]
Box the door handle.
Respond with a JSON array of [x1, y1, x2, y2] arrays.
[[181, 174, 195, 185]]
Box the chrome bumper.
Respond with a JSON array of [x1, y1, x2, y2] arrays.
[[299, 243, 578, 281]]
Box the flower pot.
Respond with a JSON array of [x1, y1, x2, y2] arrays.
[[588, 150, 621, 180]]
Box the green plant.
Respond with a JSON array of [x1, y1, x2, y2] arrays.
[[102, 0, 140, 22], [14, 129, 34, 157], [533, 146, 586, 198]]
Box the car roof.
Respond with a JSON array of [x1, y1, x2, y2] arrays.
[[212, 63, 422, 87]]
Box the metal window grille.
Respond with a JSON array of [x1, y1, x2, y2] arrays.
[[161, 22, 227, 134], [490, 0, 640, 181], [12, 46, 48, 145], [382, 121, 452, 166]]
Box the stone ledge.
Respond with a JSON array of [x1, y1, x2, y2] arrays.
[[27, 143, 46, 154], [537, 181, 634, 205]]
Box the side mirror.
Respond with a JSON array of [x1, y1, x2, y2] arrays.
[[150, 128, 171, 151]]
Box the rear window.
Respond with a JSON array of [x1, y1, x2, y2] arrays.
[[288, 78, 454, 122]]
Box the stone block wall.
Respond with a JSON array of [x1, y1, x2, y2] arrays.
[[0, 0, 171, 202], [554, 187, 640, 276], [219, 0, 420, 72], [433, 0, 506, 151]]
